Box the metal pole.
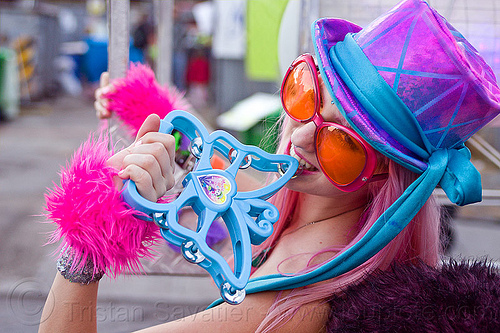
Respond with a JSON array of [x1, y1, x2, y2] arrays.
[[154, 0, 174, 85], [299, 0, 320, 54], [107, 0, 130, 80], [106, 0, 130, 149]]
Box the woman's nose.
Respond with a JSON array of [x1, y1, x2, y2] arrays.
[[290, 121, 317, 152]]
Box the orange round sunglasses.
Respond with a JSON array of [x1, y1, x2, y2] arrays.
[[280, 53, 385, 192]]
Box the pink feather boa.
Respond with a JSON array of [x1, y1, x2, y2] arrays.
[[45, 132, 161, 277], [104, 62, 190, 136]]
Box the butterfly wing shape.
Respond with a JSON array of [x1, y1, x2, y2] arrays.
[[122, 111, 298, 304]]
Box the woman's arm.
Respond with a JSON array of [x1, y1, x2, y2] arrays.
[[134, 291, 329, 333], [39, 273, 327, 333], [39, 114, 173, 332], [39, 273, 99, 333], [38, 272, 269, 333]]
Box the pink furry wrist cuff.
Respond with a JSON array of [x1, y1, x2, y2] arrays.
[[105, 62, 190, 137], [44, 133, 160, 277]]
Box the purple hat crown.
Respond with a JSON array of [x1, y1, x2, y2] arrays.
[[356, 0, 500, 150], [313, 0, 500, 173]]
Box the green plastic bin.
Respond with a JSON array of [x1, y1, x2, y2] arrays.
[[0, 47, 20, 121], [217, 93, 282, 153]]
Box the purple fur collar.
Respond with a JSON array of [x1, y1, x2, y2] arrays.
[[327, 260, 500, 332]]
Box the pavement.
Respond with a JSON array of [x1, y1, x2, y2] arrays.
[[0, 95, 499, 332]]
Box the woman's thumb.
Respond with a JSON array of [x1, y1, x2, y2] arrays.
[[135, 114, 161, 141]]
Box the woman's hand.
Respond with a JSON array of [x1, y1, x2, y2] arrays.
[[107, 114, 176, 201], [94, 72, 114, 119]]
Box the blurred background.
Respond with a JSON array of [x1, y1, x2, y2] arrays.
[[0, 0, 499, 332]]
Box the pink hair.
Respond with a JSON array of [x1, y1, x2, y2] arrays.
[[251, 117, 442, 333]]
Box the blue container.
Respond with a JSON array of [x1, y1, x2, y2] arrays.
[[81, 37, 146, 83]]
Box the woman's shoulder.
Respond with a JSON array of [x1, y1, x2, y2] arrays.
[[136, 290, 329, 333]]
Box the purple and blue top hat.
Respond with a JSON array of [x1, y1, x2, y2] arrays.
[[217, 0, 500, 298], [313, 0, 500, 205]]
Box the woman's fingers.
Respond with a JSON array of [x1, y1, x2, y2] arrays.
[[94, 99, 110, 119], [106, 117, 166, 173], [95, 72, 113, 119], [118, 164, 157, 202], [108, 114, 177, 201], [136, 132, 177, 174], [116, 123, 177, 200], [135, 114, 161, 139], [100, 71, 110, 88], [120, 153, 167, 201]]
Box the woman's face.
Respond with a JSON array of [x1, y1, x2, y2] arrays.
[[281, 72, 358, 198]]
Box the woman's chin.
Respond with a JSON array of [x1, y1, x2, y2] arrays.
[[285, 169, 326, 191]]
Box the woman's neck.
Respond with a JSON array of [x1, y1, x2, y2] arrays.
[[251, 190, 369, 277], [289, 191, 368, 231]]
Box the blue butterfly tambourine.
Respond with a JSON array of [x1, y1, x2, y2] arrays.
[[122, 110, 298, 304]]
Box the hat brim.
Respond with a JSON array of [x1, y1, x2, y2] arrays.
[[312, 18, 428, 173]]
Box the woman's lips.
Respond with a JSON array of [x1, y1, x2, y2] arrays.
[[289, 143, 318, 174]]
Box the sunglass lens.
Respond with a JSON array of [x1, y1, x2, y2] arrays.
[[316, 126, 367, 185], [282, 62, 316, 120]]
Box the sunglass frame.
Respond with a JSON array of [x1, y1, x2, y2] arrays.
[[280, 53, 380, 192]]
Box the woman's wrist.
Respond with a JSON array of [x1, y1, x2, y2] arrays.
[[45, 133, 161, 278], [56, 247, 104, 285]]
